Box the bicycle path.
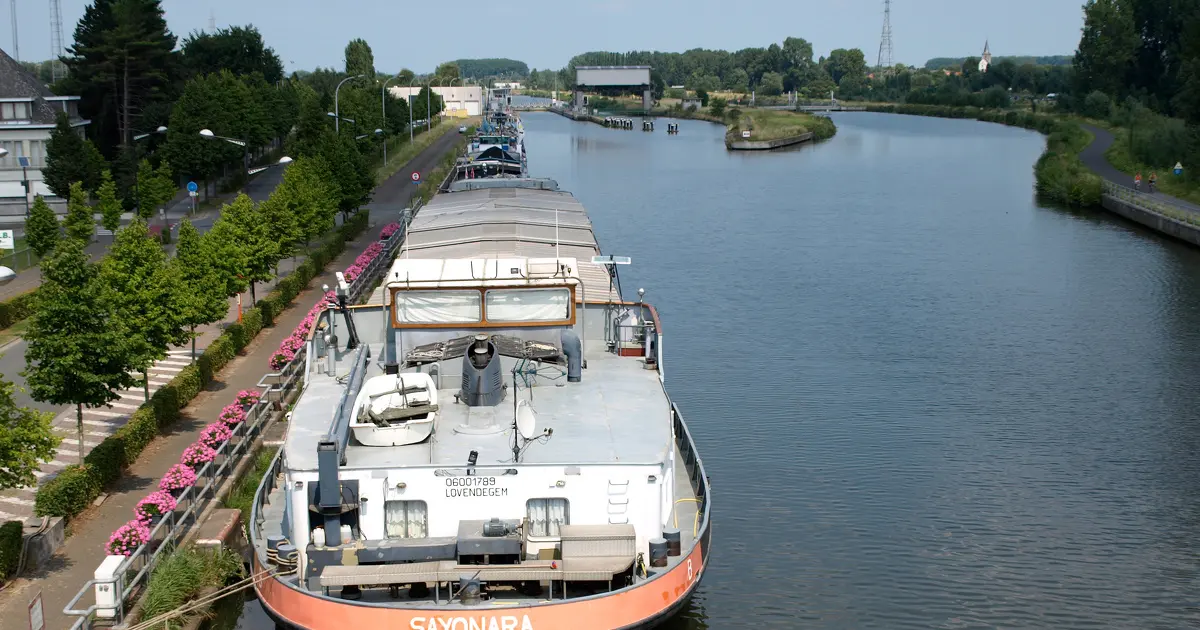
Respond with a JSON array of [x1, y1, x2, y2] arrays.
[[1078, 124, 1200, 218]]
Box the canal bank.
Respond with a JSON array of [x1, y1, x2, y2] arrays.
[[550, 106, 836, 150]]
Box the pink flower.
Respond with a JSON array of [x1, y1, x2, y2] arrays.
[[134, 491, 177, 523], [379, 222, 401, 240], [199, 422, 233, 449], [106, 519, 151, 556], [220, 403, 247, 425], [181, 442, 217, 467], [159, 463, 197, 492], [236, 390, 261, 406]]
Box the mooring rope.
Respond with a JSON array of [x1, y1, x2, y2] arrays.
[[125, 565, 295, 630]]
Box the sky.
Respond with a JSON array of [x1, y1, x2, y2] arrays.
[[4, 0, 1086, 73]]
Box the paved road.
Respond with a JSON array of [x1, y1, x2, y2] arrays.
[[1079, 124, 1200, 216], [0, 127, 463, 630], [0, 167, 287, 301], [0, 127, 461, 524]]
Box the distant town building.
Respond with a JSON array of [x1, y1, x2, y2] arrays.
[[388, 85, 483, 118], [978, 40, 992, 72], [681, 97, 702, 110], [493, 81, 522, 90], [0, 46, 89, 212]]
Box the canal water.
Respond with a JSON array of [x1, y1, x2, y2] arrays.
[[230, 112, 1200, 629]]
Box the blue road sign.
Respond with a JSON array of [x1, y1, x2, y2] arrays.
[[17, 156, 29, 168], [187, 181, 198, 193], [1174, 162, 1184, 176]]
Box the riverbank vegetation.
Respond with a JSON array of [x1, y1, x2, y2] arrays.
[[135, 546, 243, 629], [726, 109, 837, 144]]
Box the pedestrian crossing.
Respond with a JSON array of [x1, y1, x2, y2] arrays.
[[0, 348, 197, 522]]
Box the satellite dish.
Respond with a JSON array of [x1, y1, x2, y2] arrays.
[[516, 400, 537, 440], [0, 266, 15, 286]]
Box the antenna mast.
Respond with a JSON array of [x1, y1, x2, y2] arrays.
[[10, 0, 18, 62], [877, 0, 894, 71], [208, 9, 216, 33], [50, 0, 66, 81]]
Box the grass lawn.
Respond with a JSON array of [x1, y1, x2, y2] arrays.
[[1102, 127, 1200, 207], [0, 317, 31, 347], [726, 109, 820, 143]]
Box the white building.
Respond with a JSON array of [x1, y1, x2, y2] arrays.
[[388, 85, 483, 118], [493, 81, 522, 90], [978, 40, 992, 73], [0, 47, 88, 213]]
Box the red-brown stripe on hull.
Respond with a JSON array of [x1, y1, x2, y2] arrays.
[[255, 543, 705, 630]]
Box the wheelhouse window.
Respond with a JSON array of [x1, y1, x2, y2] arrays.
[[485, 288, 570, 323], [384, 500, 428, 539], [394, 290, 481, 324], [526, 498, 569, 537]]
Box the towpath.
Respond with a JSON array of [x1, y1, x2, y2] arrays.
[[1078, 124, 1200, 218]]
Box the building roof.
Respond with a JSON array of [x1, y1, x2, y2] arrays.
[[0, 47, 62, 124]]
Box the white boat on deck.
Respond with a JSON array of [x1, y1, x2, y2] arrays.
[[349, 372, 439, 447]]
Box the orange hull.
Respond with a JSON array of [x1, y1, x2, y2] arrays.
[[255, 531, 708, 630]]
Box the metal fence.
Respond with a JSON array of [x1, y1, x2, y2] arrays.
[[0, 247, 35, 272], [63, 206, 415, 630], [1102, 180, 1200, 224]]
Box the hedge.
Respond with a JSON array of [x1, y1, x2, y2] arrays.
[[34, 209, 374, 519], [0, 520, 22, 581], [0, 290, 37, 331]]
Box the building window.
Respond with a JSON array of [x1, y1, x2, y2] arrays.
[[526, 498, 569, 537], [384, 500, 428, 539]]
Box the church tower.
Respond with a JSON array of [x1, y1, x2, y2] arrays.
[[978, 40, 992, 72]]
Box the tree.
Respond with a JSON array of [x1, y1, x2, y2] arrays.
[[59, 0, 180, 155], [759, 72, 785, 96], [63, 182, 95, 243], [824, 49, 868, 85], [97, 170, 124, 235], [725, 68, 749, 93], [26, 196, 61, 258], [345, 38, 376, 78], [211, 194, 278, 302], [135, 159, 175, 220], [164, 71, 254, 193], [709, 97, 726, 118], [99, 220, 187, 400], [43, 113, 106, 198], [1074, 0, 1140, 100], [180, 25, 283, 82], [397, 68, 415, 85], [24, 238, 136, 464], [275, 156, 338, 249], [202, 219, 249, 299], [0, 375, 58, 490], [435, 61, 461, 82], [172, 220, 228, 360]]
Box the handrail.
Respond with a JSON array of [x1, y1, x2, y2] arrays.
[[63, 206, 406, 630], [1102, 180, 1200, 224]]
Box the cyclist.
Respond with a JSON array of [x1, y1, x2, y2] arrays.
[[1149, 171, 1158, 192], [1135, 172, 1142, 190]]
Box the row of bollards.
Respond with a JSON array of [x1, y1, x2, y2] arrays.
[[666, 123, 679, 134], [604, 117, 634, 129], [642, 120, 654, 131]]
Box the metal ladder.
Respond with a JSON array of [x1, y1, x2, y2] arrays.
[[607, 479, 629, 524]]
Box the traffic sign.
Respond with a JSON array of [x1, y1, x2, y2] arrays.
[[187, 181, 198, 193], [741, 130, 751, 139], [1175, 162, 1184, 176], [0, 229, 13, 250], [411, 171, 421, 184], [17, 156, 29, 168], [189, 190, 197, 198]]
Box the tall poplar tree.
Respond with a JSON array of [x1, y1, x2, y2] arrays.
[[172, 220, 228, 360], [63, 182, 96, 243], [24, 239, 135, 463]]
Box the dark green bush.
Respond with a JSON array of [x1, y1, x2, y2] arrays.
[[114, 408, 159, 462], [82, 437, 127, 486], [34, 465, 100, 518], [0, 291, 38, 330], [0, 520, 23, 580]]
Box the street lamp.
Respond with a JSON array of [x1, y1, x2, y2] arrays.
[[247, 155, 293, 177], [334, 74, 365, 133], [326, 112, 357, 134]]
